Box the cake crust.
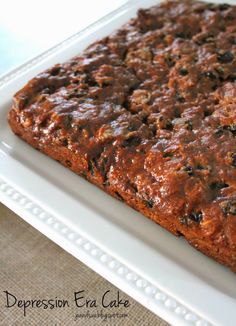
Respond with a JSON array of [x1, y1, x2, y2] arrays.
[[8, 0, 236, 272]]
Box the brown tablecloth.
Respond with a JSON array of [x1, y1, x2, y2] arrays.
[[0, 203, 169, 325]]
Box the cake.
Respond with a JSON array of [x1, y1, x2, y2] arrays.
[[8, 0, 236, 271]]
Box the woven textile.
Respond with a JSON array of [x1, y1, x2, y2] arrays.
[[0, 203, 168, 326]]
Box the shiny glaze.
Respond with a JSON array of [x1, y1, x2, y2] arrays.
[[11, 1, 236, 260]]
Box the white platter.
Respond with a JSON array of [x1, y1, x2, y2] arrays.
[[0, 1, 236, 325]]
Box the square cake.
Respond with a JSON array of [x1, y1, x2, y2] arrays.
[[8, 0, 236, 271]]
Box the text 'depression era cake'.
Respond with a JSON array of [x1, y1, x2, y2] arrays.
[[8, 0, 236, 271]]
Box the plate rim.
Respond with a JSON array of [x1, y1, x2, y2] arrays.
[[0, 175, 211, 326]]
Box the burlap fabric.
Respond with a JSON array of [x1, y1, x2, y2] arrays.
[[0, 203, 169, 326]]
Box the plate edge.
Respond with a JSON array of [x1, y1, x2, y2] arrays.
[[0, 177, 212, 326]]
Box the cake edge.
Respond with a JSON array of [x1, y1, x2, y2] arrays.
[[8, 107, 236, 273]]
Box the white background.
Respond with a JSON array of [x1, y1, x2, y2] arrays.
[[0, 0, 127, 75]]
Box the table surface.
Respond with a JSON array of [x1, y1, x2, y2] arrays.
[[0, 1, 168, 325]]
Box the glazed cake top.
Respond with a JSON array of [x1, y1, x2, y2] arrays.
[[13, 1, 236, 248]]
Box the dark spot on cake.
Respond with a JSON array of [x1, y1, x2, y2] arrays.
[[182, 166, 194, 176], [231, 153, 236, 167], [179, 67, 188, 76], [218, 3, 230, 11], [196, 164, 204, 170], [114, 191, 124, 201], [190, 212, 203, 223], [127, 124, 136, 131], [103, 179, 110, 187], [203, 71, 217, 79], [61, 138, 68, 146], [180, 211, 203, 225], [145, 198, 154, 208], [210, 182, 229, 190], [185, 120, 193, 131], [51, 66, 61, 76], [204, 109, 211, 117], [165, 54, 177, 67], [164, 120, 173, 130], [123, 136, 141, 147], [176, 92, 185, 103], [227, 125, 236, 136], [230, 37, 236, 45], [220, 124, 236, 136], [142, 115, 149, 125], [17, 95, 29, 109], [216, 66, 224, 76], [100, 157, 108, 176], [88, 159, 95, 176], [163, 151, 173, 158], [176, 230, 184, 236], [174, 108, 181, 118], [72, 70, 81, 78], [180, 216, 188, 226], [212, 84, 218, 91], [220, 200, 236, 216], [196, 164, 211, 171], [228, 75, 236, 82], [215, 126, 225, 137], [63, 115, 73, 129], [217, 51, 234, 64], [65, 160, 72, 167], [175, 32, 189, 39]]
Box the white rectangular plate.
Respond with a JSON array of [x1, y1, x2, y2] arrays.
[[1, 1, 236, 325]]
